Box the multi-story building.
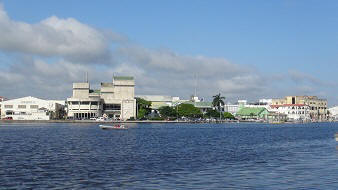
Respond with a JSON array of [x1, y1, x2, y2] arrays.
[[0, 96, 65, 120], [271, 96, 327, 120], [270, 104, 310, 121], [67, 76, 136, 120]]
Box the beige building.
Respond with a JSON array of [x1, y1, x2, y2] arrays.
[[271, 96, 327, 120], [67, 76, 136, 120]]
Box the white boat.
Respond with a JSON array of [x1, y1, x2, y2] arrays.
[[335, 133, 338, 142], [99, 124, 127, 130]]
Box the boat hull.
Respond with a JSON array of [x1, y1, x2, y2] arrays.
[[99, 125, 127, 130]]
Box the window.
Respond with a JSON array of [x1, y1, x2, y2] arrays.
[[4, 105, 13, 108], [91, 102, 98, 105], [72, 101, 79, 105], [18, 105, 26, 109], [103, 104, 121, 110], [6, 111, 13, 115], [30, 105, 38, 109], [82, 101, 90, 105]]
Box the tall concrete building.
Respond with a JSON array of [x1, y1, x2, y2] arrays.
[[67, 76, 136, 120], [271, 96, 327, 120]]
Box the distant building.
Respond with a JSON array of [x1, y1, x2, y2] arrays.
[[270, 104, 310, 121], [185, 101, 213, 114], [223, 103, 239, 115], [67, 76, 136, 120], [259, 99, 272, 105], [328, 106, 338, 120], [236, 107, 269, 120], [272, 96, 327, 120], [136, 95, 174, 110], [0, 96, 65, 120]]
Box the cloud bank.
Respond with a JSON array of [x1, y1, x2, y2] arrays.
[[0, 5, 336, 104]]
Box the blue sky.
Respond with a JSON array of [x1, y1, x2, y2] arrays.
[[0, 0, 338, 105]]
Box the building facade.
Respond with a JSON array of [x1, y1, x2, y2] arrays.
[[67, 76, 136, 120], [0, 96, 65, 120], [270, 104, 310, 121], [328, 106, 338, 120], [271, 96, 327, 120]]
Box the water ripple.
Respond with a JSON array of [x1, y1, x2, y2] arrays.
[[0, 123, 337, 189]]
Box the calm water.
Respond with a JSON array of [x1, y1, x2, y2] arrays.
[[0, 122, 337, 189]]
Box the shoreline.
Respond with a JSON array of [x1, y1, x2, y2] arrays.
[[0, 120, 335, 124]]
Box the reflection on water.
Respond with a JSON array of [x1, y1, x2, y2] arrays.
[[0, 122, 338, 189]]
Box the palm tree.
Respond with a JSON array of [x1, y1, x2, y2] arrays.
[[212, 93, 225, 112]]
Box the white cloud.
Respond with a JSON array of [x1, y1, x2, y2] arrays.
[[0, 4, 120, 62]]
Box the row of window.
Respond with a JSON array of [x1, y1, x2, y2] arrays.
[[309, 102, 326, 106], [288, 111, 307, 114], [69, 104, 121, 111], [69, 108, 99, 111], [310, 107, 326, 110], [4, 105, 39, 109], [69, 101, 99, 105]]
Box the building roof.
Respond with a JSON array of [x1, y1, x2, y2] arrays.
[[113, 76, 134, 81], [151, 102, 171, 109], [185, 101, 213, 108], [136, 95, 172, 102], [236, 107, 267, 116]]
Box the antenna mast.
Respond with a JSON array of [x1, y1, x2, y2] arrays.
[[86, 72, 88, 83], [194, 74, 197, 97]]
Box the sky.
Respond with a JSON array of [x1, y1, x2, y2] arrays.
[[0, 0, 338, 105]]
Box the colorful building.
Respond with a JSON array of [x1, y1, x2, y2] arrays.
[[236, 107, 269, 120]]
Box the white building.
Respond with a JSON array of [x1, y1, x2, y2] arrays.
[[0, 96, 65, 120], [328, 106, 338, 120], [270, 104, 310, 121], [259, 99, 272, 105], [67, 76, 136, 120], [223, 103, 239, 115]]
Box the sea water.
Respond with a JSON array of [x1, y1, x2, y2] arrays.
[[0, 122, 337, 189]]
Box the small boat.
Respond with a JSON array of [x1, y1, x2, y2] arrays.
[[335, 133, 338, 142], [99, 124, 127, 130]]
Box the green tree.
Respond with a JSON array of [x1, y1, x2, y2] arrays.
[[177, 104, 202, 118], [205, 109, 220, 118], [159, 106, 177, 119], [136, 98, 152, 119], [212, 93, 225, 112], [223, 112, 235, 119]]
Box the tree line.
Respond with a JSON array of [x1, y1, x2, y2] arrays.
[[135, 94, 235, 120]]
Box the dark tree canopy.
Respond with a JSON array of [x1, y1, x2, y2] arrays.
[[177, 104, 202, 118], [136, 98, 152, 119], [159, 106, 177, 118]]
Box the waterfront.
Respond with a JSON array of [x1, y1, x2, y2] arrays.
[[0, 123, 337, 189]]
